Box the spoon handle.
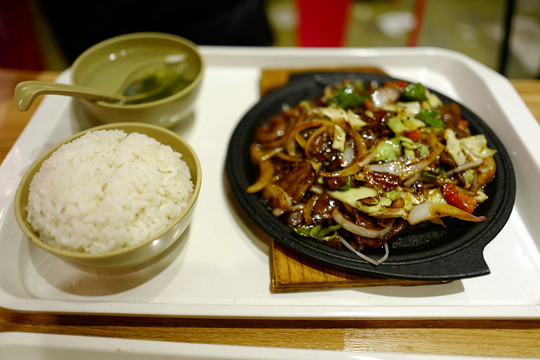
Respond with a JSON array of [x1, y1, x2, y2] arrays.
[[14, 81, 127, 111]]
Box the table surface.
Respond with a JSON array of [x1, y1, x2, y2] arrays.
[[1, 67, 540, 358]]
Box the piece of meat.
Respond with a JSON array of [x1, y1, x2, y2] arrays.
[[276, 161, 315, 203], [364, 171, 400, 191]]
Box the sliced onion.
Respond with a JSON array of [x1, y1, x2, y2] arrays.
[[309, 184, 325, 194], [402, 171, 421, 188], [303, 194, 320, 225], [358, 149, 377, 167], [305, 125, 330, 158], [286, 119, 334, 156], [246, 159, 274, 193], [346, 121, 367, 160], [365, 161, 403, 177], [342, 145, 355, 167], [247, 143, 275, 193], [402, 145, 444, 183], [260, 147, 283, 162], [276, 151, 303, 162], [379, 242, 390, 264], [262, 184, 292, 213], [339, 236, 389, 266], [332, 208, 394, 238], [255, 116, 288, 144], [295, 132, 307, 149], [407, 202, 486, 225], [319, 150, 376, 178], [445, 159, 483, 177], [272, 208, 285, 217], [371, 86, 401, 108], [319, 161, 361, 178]]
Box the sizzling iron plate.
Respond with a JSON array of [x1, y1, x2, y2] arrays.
[[225, 72, 516, 281]]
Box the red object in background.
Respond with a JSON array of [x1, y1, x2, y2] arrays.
[[0, 0, 44, 70], [296, 0, 352, 47], [407, 0, 428, 46]]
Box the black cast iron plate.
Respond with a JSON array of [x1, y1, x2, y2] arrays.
[[225, 72, 516, 281]]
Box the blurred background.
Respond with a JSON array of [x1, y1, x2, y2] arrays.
[[1, 0, 539, 78]]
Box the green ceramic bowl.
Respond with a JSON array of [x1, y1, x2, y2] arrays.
[[14, 123, 202, 269], [71, 32, 204, 128]]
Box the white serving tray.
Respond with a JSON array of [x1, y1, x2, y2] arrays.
[[1, 47, 539, 319], [0, 332, 524, 360]]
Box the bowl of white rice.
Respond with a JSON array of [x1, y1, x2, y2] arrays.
[[14, 122, 201, 269]]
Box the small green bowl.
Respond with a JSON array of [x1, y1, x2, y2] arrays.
[[14, 123, 202, 269], [71, 32, 204, 128]]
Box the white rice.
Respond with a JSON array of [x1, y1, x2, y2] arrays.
[[26, 129, 194, 254]]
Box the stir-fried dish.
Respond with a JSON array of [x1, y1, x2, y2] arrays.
[[247, 79, 497, 265]]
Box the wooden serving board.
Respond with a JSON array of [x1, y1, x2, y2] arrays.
[[260, 67, 444, 293], [259, 66, 388, 97]]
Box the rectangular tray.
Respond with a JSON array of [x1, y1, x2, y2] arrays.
[[0, 332, 522, 360], [1, 47, 539, 319]]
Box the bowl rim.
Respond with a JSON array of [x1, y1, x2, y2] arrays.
[[70, 32, 205, 110], [14, 122, 202, 260]]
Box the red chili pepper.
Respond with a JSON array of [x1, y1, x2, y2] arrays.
[[442, 183, 477, 213], [364, 98, 375, 111], [404, 129, 422, 142], [385, 80, 408, 90], [457, 119, 469, 132]]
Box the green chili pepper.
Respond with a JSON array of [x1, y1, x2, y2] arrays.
[[421, 170, 438, 179], [385, 189, 401, 201], [337, 177, 353, 191], [293, 224, 341, 240], [403, 83, 427, 101], [309, 224, 323, 237], [316, 224, 341, 238], [417, 109, 443, 128], [292, 225, 311, 237], [331, 85, 368, 109]]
